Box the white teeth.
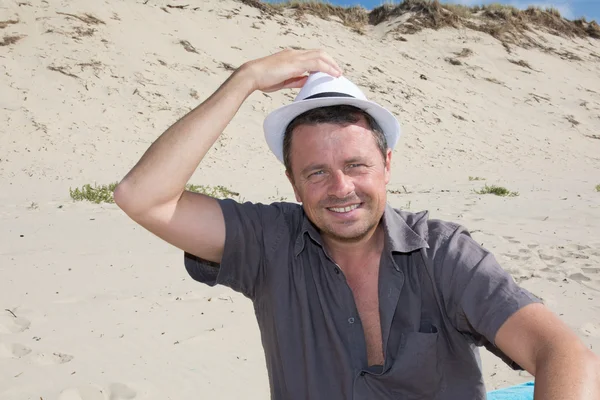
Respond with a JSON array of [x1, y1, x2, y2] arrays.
[[329, 204, 360, 213]]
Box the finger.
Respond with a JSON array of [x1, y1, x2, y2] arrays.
[[317, 51, 343, 75], [308, 57, 342, 78], [297, 54, 340, 77], [304, 50, 343, 76]]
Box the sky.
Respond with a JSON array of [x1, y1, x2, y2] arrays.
[[269, 0, 600, 22]]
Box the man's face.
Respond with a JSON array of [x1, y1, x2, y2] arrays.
[[286, 115, 392, 244]]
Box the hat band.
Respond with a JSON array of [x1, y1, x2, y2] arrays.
[[303, 92, 355, 100]]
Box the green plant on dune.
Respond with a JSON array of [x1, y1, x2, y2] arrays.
[[70, 182, 119, 204], [475, 184, 519, 197], [595, 184, 600, 192], [69, 182, 240, 204]]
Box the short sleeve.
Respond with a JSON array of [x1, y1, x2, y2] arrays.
[[184, 198, 286, 300], [437, 225, 542, 367]]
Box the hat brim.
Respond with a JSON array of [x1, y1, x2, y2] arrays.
[[263, 97, 401, 164]]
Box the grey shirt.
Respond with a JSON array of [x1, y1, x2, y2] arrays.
[[184, 200, 540, 400]]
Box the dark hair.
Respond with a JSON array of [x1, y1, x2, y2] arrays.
[[282, 105, 388, 174]]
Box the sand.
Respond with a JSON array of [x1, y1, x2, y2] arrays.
[[1, 0, 599, 398]]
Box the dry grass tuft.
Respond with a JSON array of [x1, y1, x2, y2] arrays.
[[239, 0, 280, 16], [508, 58, 534, 70], [73, 26, 96, 37], [445, 57, 462, 65], [556, 50, 583, 61], [565, 115, 580, 126], [0, 19, 19, 29], [371, 0, 462, 34], [274, 1, 368, 30], [56, 12, 106, 25], [47, 65, 80, 79], [443, 3, 472, 18], [582, 20, 600, 38], [0, 34, 24, 46], [454, 47, 473, 58], [481, 3, 521, 20], [179, 40, 198, 53], [485, 77, 503, 85], [237, 0, 599, 46], [219, 62, 237, 71]]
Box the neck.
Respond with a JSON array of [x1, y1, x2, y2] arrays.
[[323, 223, 385, 270]]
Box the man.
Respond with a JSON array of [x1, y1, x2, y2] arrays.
[[114, 49, 600, 399]]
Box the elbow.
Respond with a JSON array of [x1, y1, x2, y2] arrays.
[[113, 179, 182, 219], [112, 181, 128, 209], [113, 180, 140, 216]]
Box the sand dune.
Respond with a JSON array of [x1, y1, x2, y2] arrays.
[[1, 0, 599, 398]]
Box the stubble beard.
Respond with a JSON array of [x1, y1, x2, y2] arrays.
[[319, 202, 380, 244]]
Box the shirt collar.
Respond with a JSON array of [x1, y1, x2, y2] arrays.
[[294, 202, 429, 257]]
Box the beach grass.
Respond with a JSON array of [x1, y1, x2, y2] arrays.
[[475, 184, 519, 197], [70, 182, 119, 204], [69, 182, 240, 204]]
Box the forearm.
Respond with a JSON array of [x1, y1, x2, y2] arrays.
[[533, 345, 600, 399], [114, 66, 255, 213]]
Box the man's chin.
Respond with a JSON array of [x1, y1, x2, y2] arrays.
[[321, 223, 374, 244]]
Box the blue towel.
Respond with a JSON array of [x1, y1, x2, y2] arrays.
[[487, 381, 535, 400]]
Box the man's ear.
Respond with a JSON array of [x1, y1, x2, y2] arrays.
[[384, 148, 392, 185], [285, 169, 302, 203]]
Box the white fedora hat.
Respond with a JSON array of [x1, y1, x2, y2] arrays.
[[263, 71, 402, 164]]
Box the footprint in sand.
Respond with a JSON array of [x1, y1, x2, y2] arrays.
[[532, 243, 600, 288], [33, 351, 74, 365], [568, 273, 592, 283], [0, 342, 32, 358], [0, 312, 31, 334], [59, 383, 136, 400], [537, 251, 566, 266], [502, 253, 521, 260], [502, 236, 521, 244], [582, 267, 600, 274], [108, 383, 137, 400]]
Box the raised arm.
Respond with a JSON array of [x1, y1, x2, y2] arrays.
[[113, 49, 343, 263]]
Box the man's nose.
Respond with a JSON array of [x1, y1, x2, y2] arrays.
[[328, 170, 355, 198]]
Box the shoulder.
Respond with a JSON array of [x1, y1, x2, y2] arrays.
[[219, 198, 301, 218], [218, 198, 303, 234], [391, 207, 465, 250], [388, 206, 487, 272]]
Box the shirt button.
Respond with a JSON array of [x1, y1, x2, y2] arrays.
[[348, 317, 355, 324], [334, 267, 340, 274], [360, 371, 366, 376]]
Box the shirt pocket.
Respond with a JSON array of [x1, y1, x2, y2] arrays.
[[385, 326, 442, 399]]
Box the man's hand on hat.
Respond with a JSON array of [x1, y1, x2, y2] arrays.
[[240, 48, 344, 94]]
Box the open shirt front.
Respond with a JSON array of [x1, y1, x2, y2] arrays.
[[184, 200, 540, 400]]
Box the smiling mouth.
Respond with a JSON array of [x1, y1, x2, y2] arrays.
[[327, 203, 361, 213]]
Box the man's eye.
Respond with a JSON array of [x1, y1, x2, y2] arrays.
[[309, 170, 324, 177], [349, 164, 364, 168]]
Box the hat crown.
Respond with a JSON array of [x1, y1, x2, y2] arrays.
[[295, 72, 367, 102]]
